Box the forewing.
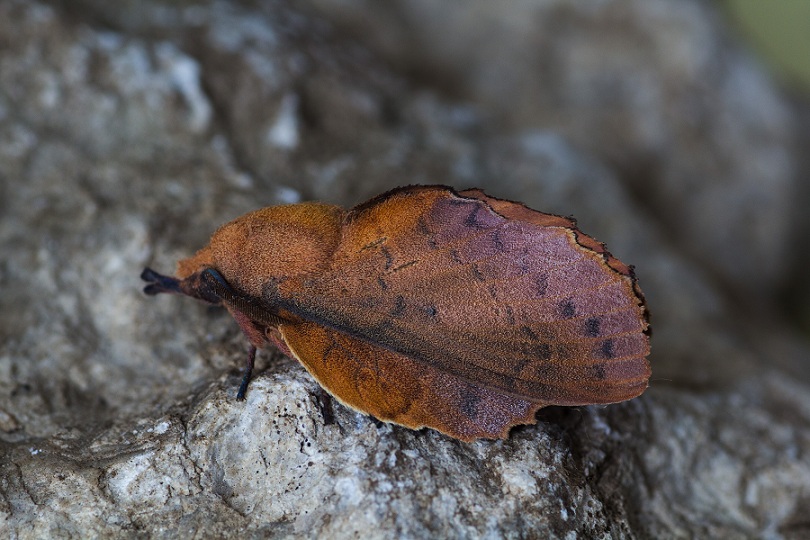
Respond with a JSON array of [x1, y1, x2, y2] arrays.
[[268, 186, 650, 405]]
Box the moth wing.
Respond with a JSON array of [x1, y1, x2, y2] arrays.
[[279, 320, 542, 441], [269, 186, 650, 405]]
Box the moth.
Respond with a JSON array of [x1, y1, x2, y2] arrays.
[[142, 185, 650, 441]]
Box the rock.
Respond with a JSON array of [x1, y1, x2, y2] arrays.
[[1, 0, 808, 538]]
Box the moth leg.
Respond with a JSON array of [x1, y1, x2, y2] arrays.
[[236, 345, 256, 400], [312, 387, 336, 426]]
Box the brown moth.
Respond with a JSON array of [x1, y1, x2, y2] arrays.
[[142, 185, 651, 441]]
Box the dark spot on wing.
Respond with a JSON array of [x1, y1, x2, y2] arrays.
[[491, 229, 505, 251], [422, 304, 438, 320], [391, 295, 406, 317], [450, 249, 463, 264], [471, 264, 485, 282], [520, 327, 552, 360], [380, 247, 393, 270], [459, 387, 482, 419], [510, 355, 532, 375], [377, 277, 388, 290], [600, 339, 614, 359], [534, 343, 552, 360], [417, 216, 430, 235], [521, 326, 539, 341], [519, 250, 531, 274], [505, 306, 516, 325], [464, 205, 487, 229], [585, 316, 601, 337], [535, 274, 548, 296], [589, 364, 607, 381], [418, 216, 438, 249], [559, 299, 575, 319]]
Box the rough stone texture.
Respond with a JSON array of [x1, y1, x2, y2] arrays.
[[1, 0, 809, 538]]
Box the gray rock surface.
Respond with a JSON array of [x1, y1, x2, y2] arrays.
[[1, 0, 809, 538]]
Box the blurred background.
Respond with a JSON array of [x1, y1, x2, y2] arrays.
[[725, 0, 810, 93], [723, 0, 810, 333]]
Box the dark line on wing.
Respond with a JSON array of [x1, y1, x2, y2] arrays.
[[464, 205, 486, 228], [491, 229, 505, 251], [417, 216, 430, 236], [390, 260, 418, 273], [380, 247, 393, 270], [360, 237, 387, 251], [391, 296, 406, 317]]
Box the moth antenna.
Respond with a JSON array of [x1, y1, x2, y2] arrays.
[[141, 267, 183, 295], [236, 345, 257, 400]]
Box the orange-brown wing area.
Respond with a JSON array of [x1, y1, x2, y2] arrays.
[[267, 186, 650, 407], [279, 320, 543, 441]]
